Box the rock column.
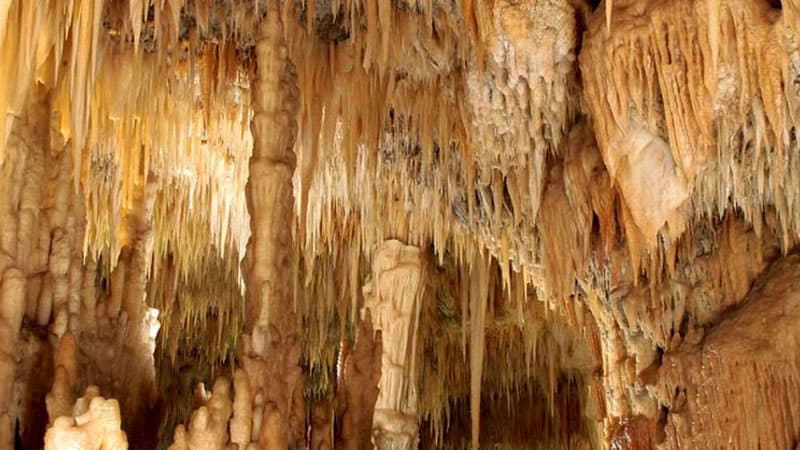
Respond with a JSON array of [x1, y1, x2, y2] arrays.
[[238, 1, 304, 448]]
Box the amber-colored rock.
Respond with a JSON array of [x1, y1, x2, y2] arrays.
[[336, 315, 382, 450], [1, 1, 800, 449]]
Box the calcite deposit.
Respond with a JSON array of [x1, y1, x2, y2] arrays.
[[44, 387, 128, 450], [335, 313, 381, 450], [363, 240, 424, 449], [1, 0, 799, 449]]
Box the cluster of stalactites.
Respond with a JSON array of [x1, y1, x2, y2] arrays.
[[295, 0, 583, 291], [581, 0, 800, 255], [1, 0, 254, 299], [85, 45, 252, 280], [8, 1, 800, 449], [3, 1, 594, 449], [574, 1, 800, 444], [152, 246, 244, 367]]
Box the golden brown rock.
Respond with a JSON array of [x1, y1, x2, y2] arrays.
[[309, 401, 333, 450], [335, 315, 382, 450], [654, 253, 800, 449], [0, 1, 799, 449], [238, 2, 304, 448]]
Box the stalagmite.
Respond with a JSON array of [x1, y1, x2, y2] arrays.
[[335, 314, 382, 450], [165, 369, 256, 450], [43, 386, 128, 450], [168, 378, 234, 450], [45, 303, 127, 450], [229, 369, 252, 450], [363, 240, 424, 449], [46, 332, 77, 423], [309, 402, 333, 450]]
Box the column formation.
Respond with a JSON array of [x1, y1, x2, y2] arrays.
[[238, 1, 304, 448]]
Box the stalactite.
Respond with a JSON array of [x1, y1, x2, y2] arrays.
[[37, 97, 87, 340], [238, 2, 304, 448], [363, 239, 424, 449], [467, 251, 490, 450], [411, 249, 598, 448]]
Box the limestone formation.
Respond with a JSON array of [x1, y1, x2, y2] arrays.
[[0, 0, 799, 448], [363, 240, 425, 449], [238, 2, 304, 449], [335, 315, 382, 450], [168, 378, 234, 450], [43, 386, 128, 450]]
